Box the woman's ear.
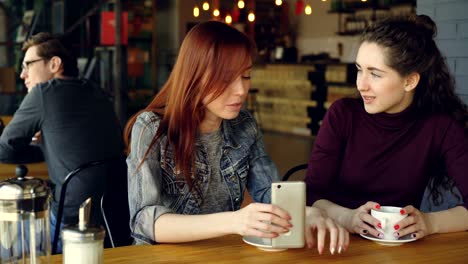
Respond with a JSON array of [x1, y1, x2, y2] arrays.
[[48, 56, 63, 74], [404, 72, 420, 92]]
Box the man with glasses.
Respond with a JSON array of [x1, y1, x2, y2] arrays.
[[0, 32, 125, 253]]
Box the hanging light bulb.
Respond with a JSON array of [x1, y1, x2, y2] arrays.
[[361, 0, 368, 2], [213, 8, 220, 17], [248, 12, 255, 22], [193, 5, 200, 17], [202, 1, 210, 11], [321, 0, 327, 2], [305, 4, 312, 15], [238, 0, 245, 9], [275, 0, 282, 6], [225, 14, 232, 24]]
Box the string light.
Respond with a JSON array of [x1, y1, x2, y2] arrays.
[[225, 14, 232, 24], [193, 5, 200, 17], [213, 8, 220, 17], [248, 11, 255, 22], [275, 0, 282, 6], [238, 0, 245, 9], [361, 0, 368, 2], [202, 1, 210, 11], [305, 4, 312, 15]]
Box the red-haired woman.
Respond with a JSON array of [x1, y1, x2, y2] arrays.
[[125, 21, 348, 254]]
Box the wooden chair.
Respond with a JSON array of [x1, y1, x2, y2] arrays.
[[52, 157, 131, 254], [282, 163, 308, 181]]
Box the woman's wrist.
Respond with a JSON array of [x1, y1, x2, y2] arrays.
[[337, 208, 355, 233], [226, 211, 240, 235], [425, 212, 439, 235]]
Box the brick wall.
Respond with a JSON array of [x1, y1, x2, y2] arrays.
[[417, 0, 468, 103]]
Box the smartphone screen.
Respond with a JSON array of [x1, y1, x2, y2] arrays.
[[271, 181, 305, 248]]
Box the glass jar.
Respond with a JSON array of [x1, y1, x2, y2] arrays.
[[62, 226, 105, 264]]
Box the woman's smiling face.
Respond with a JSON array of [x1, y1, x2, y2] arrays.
[[355, 42, 415, 114]]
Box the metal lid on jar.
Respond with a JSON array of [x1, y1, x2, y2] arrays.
[[62, 226, 106, 243], [0, 176, 50, 200]]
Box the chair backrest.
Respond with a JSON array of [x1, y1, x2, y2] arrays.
[[100, 157, 132, 248], [0, 117, 4, 135], [282, 163, 308, 181], [52, 157, 129, 254]]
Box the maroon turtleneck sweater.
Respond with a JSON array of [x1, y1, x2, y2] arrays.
[[306, 98, 468, 209]]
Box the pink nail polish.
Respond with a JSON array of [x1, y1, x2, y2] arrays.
[[377, 223, 382, 229], [394, 224, 400, 230], [400, 209, 406, 215]]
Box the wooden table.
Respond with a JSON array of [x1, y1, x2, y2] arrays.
[[49, 232, 468, 263], [0, 115, 13, 125], [0, 162, 48, 181], [1, 115, 48, 181]]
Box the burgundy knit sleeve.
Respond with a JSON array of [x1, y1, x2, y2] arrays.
[[440, 119, 468, 208], [305, 99, 350, 206]]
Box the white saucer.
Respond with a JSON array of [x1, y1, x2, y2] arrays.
[[360, 233, 417, 246], [242, 236, 287, 252]]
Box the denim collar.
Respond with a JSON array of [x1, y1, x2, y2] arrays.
[[221, 119, 241, 150]]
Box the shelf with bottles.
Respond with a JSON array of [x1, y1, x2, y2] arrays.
[[329, 0, 415, 13], [250, 64, 318, 136], [324, 63, 357, 110], [330, 0, 416, 36]]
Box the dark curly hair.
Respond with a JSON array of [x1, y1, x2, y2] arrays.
[[360, 15, 467, 207]]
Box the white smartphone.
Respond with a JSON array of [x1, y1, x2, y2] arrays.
[[271, 181, 305, 248]]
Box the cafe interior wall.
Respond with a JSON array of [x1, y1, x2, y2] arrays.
[[417, 0, 468, 104], [294, 0, 360, 63], [176, 0, 362, 63]]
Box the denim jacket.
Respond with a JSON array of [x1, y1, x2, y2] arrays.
[[127, 110, 279, 244]]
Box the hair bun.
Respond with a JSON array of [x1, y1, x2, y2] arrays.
[[414, 14, 437, 39]]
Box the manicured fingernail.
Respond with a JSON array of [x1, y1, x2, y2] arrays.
[[411, 233, 417, 238], [338, 246, 342, 254], [318, 246, 323, 255], [378, 233, 384, 238], [394, 232, 399, 238], [394, 224, 400, 230], [289, 223, 294, 227], [308, 243, 312, 249], [363, 229, 368, 234], [330, 247, 335, 255], [377, 223, 382, 229], [375, 204, 381, 209], [400, 209, 406, 215]]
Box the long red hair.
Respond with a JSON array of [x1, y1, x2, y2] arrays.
[[124, 21, 256, 185]]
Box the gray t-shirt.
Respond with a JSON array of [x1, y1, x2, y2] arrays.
[[198, 129, 232, 213]]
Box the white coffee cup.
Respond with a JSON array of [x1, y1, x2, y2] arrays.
[[370, 206, 407, 240]]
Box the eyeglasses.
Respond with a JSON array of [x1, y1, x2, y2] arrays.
[[21, 58, 45, 72]]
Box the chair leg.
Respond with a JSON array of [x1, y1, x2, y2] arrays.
[[100, 194, 115, 248]]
